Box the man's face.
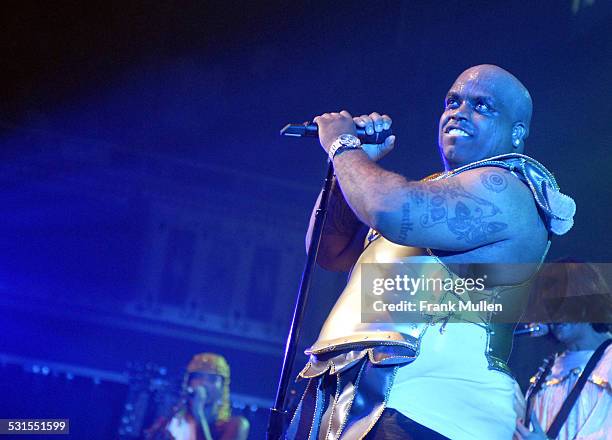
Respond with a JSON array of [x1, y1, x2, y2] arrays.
[[438, 68, 518, 168], [550, 323, 586, 345]]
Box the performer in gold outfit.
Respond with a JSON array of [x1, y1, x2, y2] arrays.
[[286, 65, 576, 439]]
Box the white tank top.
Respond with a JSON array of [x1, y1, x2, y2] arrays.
[[387, 322, 522, 440]]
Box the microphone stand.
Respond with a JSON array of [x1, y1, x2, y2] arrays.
[[266, 160, 335, 440]]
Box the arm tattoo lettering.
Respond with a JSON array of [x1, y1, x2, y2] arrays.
[[398, 202, 413, 242], [418, 179, 508, 244]]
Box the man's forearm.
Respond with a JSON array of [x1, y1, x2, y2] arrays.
[[333, 149, 411, 231]]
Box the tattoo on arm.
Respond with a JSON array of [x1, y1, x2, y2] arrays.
[[398, 202, 413, 242], [329, 151, 510, 247], [417, 177, 508, 244], [480, 171, 508, 193]]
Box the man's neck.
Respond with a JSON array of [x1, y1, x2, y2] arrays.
[[443, 157, 483, 172], [566, 331, 610, 352], [443, 158, 457, 172], [443, 151, 519, 172]]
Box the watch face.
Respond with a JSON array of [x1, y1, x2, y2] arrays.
[[338, 134, 360, 147]]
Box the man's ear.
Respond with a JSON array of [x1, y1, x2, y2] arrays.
[[512, 123, 527, 148]]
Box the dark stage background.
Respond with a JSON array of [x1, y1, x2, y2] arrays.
[[0, 1, 610, 438]]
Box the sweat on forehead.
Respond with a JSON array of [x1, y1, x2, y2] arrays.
[[451, 64, 533, 124]]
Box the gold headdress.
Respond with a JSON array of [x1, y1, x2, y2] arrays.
[[184, 353, 231, 421]]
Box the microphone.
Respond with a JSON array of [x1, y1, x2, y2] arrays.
[[280, 122, 393, 144], [513, 323, 550, 337]]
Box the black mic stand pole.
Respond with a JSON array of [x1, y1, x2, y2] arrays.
[[267, 159, 335, 440]]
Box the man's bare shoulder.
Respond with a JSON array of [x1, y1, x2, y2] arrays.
[[447, 166, 540, 227], [451, 166, 548, 259], [448, 165, 529, 195]]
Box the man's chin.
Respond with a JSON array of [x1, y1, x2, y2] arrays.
[[442, 146, 471, 167]]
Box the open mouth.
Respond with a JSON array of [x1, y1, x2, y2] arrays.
[[445, 127, 471, 137]]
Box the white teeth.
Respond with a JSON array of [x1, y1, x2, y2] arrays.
[[448, 128, 469, 136]]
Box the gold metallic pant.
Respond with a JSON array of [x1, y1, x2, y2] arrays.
[[286, 344, 416, 440]]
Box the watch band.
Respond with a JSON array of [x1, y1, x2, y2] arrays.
[[328, 134, 362, 161], [332, 145, 362, 159]]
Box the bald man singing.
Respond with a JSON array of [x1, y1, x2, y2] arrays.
[[285, 65, 576, 439]]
